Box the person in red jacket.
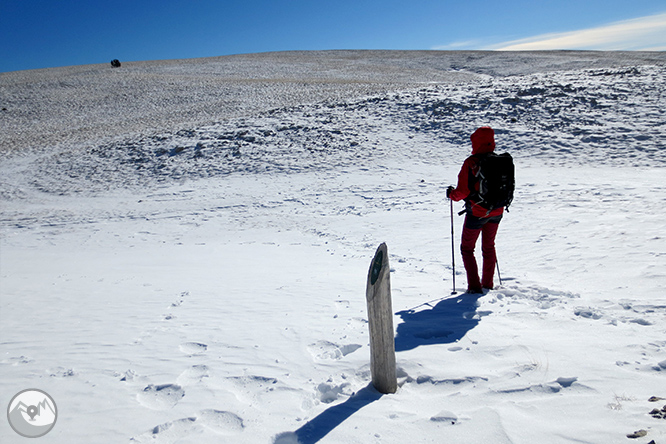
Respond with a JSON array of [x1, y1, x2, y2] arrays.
[[447, 127, 503, 294]]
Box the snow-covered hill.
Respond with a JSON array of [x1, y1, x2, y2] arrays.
[[1, 51, 665, 443]]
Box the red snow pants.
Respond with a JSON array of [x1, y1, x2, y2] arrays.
[[461, 214, 502, 292]]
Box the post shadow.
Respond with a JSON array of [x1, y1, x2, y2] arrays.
[[274, 294, 484, 444], [394, 294, 483, 352], [273, 384, 383, 444]]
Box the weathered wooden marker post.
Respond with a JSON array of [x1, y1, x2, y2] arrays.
[[365, 243, 397, 394]]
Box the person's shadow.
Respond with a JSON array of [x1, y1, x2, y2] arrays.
[[394, 294, 484, 352]]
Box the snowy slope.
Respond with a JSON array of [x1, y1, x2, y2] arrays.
[[1, 51, 666, 443]]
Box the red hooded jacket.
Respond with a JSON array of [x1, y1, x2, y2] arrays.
[[450, 127, 504, 218]]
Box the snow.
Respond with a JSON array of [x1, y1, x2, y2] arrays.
[[1, 50, 666, 443]]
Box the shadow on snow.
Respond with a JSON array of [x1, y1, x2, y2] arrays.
[[394, 293, 484, 352], [274, 294, 484, 444], [273, 384, 383, 444]]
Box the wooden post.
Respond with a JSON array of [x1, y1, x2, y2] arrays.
[[365, 243, 397, 394]]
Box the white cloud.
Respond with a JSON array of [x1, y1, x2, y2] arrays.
[[489, 12, 666, 51], [432, 39, 483, 50]]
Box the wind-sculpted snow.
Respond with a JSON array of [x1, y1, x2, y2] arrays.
[[2, 62, 664, 199], [404, 65, 666, 167], [2, 51, 664, 150]]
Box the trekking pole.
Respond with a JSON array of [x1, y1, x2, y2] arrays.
[[496, 259, 503, 287], [450, 198, 457, 295]]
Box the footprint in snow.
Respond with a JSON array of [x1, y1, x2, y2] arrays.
[[177, 364, 209, 385], [274, 432, 300, 444], [430, 409, 462, 426], [179, 342, 208, 355], [136, 384, 185, 410], [4, 355, 33, 365], [130, 410, 244, 443], [316, 381, 351, 404], [198, 409, 245, 435], [495, 377, 581, 395], [574, 307, 603, 320], [131, 417, 197, 443], [170, 291, 189, 308], [334, 299, 351, 310], [307, 340, 362, 361]]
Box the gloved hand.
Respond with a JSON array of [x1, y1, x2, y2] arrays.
[[446, 186, 455, 199]]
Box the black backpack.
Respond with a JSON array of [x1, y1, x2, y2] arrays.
[[472, 152, 515, 212]]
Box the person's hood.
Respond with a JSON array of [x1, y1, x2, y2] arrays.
[[471, 127, 495, 154]]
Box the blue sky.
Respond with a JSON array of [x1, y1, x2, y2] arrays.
[[1, 0, 665, 72]]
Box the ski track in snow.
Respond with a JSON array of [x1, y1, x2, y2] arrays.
[[1, 53, 666, 443]]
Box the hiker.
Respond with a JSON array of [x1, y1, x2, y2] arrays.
[[447, 126, 511, 294]]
